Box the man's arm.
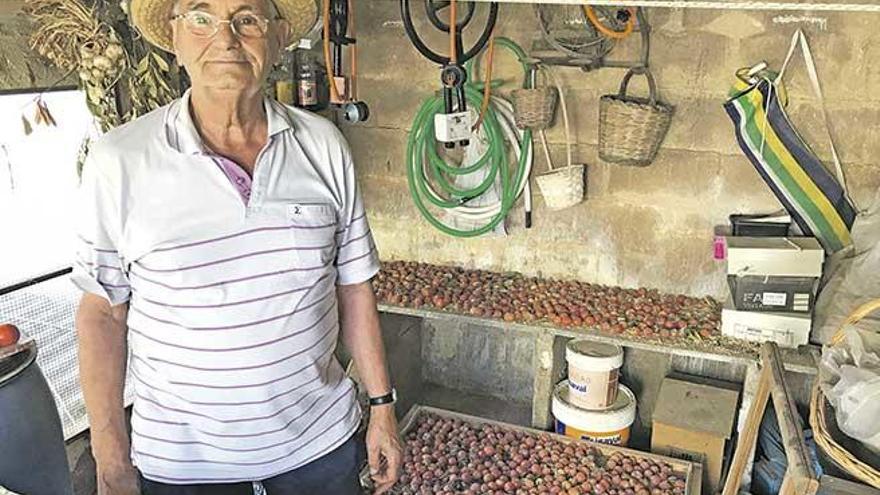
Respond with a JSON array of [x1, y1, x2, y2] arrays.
[[75, 293, 139, 495], [337, 281, 402, 495]]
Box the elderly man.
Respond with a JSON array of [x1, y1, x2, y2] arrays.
[[71, 0, 402, 493]]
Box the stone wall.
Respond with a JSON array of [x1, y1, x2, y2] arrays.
[[0, 1, 70, 91], [341, 1, 880, 299]]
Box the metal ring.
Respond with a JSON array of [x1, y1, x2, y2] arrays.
[[0, 340, 38, 388]]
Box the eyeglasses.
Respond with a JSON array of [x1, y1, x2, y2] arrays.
[[170, 11, 278, 39]]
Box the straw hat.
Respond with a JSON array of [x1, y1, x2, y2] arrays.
[[130, 0, 317, 52]]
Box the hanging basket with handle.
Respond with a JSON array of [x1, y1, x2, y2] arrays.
[[536, 164, 585, 211], [809, 299, 880, 489], [599, 66, 674, 167], [511, 66, 559, 130], [530, 64, 584, 211]]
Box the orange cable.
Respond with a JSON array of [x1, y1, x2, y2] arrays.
[[449, 0, 458, 65], [583, 5, 636, 40], [472, 30, 495, 131], [323, 0, 342, 103]]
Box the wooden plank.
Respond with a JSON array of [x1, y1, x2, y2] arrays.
[[734, 363, 762, 492], [721, 365, 771, 495], [762, 342, 820, 495], [687, 464, 704, 495], [378, 304, 818, 374], [819, 475, 880, 495]]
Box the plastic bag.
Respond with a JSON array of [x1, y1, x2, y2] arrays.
[[819, 323, 880, 454], [813, 188, 880, 344]]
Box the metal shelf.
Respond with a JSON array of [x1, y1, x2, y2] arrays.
[[469, 0, 880, 13]]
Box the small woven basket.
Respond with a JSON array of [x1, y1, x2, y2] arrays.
[[536, 164, 585, 211], [809, 299, 880, 489], [598, 67, 673, 167], [511, 70, 558, 130]]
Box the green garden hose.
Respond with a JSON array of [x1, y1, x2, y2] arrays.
[[406, 38, 534, 238]]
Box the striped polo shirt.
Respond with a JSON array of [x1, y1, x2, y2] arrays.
[[71, 90, 380, 484]]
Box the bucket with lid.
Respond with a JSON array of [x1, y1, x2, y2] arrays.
[[553, 380, 637, 446], [565, 340, 624, 409]]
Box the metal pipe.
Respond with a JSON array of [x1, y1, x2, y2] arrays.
[[469, 0, 880, 13]]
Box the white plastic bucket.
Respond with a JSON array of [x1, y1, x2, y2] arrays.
[[553, 380, 636, 446], [565, 340, 624, 410]]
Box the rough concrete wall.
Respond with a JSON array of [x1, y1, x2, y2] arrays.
[[342, 2, 880, 298], [0, 1, 70, 91], [422, 320, 536, 403]]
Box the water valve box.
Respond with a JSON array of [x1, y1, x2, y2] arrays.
[[434, 112, 472, 143]]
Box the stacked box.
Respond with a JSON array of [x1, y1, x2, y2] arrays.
[[722, 237, 823, 348]]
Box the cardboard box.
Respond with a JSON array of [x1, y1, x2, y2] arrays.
[[721, 301, 812, 348], [726, 236, 824, 277], [727, 275, 818, 313], [652, 377, 740, 495]]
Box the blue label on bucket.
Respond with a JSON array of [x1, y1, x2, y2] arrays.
[[569, 381, 588, 393]]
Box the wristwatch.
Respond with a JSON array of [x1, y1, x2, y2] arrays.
[[369, 388, 397, 407]]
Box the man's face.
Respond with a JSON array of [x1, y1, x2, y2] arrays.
[[170, 0, 290, 94]]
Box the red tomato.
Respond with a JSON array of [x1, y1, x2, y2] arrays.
[[0, 324, 21, 347]]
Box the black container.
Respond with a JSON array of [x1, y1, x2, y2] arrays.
[[0, 342, 73, 495], [728, 275, 818, 313], [729, 214, 791, 237]]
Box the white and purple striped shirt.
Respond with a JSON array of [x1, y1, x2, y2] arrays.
[[71, 90, 380, 484]]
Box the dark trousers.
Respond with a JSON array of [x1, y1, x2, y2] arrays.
[[139, 432, 365, 495]]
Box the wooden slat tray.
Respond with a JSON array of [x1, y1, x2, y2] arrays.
[[362, 404, 702, 494]]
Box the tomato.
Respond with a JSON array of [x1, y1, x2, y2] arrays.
[[0, 323, 21, 347]]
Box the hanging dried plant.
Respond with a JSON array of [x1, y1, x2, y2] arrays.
[[126, 48, 180, 121], [26, 0, 132, 131], [26, 0, 185, 136], [25, 0, 104, 72]]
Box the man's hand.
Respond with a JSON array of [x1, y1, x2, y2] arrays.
[[96, 462, 140, 495], [366, 405, 403, 495]]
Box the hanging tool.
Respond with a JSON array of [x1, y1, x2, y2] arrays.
[[531, 4, 650, 71], [401, 0, 499, 148], [323, 0, 369, 123], [583, 6, 637, 40]]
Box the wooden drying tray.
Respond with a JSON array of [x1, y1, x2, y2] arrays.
[[362, 404, 703, 495]]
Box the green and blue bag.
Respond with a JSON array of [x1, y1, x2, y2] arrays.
[[724, 29, 857, 253]]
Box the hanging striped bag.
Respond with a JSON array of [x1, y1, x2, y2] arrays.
[[723, 29, 857, 254]]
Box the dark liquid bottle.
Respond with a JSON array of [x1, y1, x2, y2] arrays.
[[295, 49, 328, 112]]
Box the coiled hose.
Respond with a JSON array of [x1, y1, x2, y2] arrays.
[[405, 37, 533, 238]]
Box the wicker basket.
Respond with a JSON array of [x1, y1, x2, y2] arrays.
[[511, 85, 558, 130], [536, 164, 585, 211], [598, 67, 673, 167], [809, 299, 880, 489]]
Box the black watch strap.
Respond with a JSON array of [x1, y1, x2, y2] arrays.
[[369, 388, 397, 407]]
